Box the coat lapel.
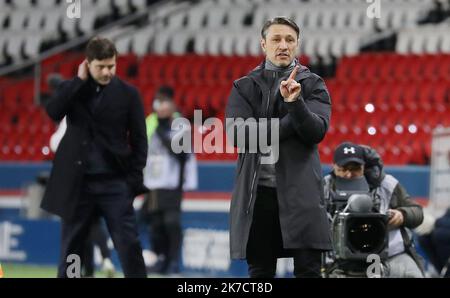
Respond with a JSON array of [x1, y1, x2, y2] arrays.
[[247, 61, 311, 118], [92, 77, 118, 116]]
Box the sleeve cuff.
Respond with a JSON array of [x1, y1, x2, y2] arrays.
[[285, 96, 309, 119]]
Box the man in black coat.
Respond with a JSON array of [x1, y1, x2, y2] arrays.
[[225, 17, 332, 277], [41, 37, 148, 278]]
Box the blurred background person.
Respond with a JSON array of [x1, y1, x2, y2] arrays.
[[141, 86, 198, 275], [416, 207, 450, 277]]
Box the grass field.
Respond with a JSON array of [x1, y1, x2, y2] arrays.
[[1, 263, 57, 278], [0, 263, 125, 278]]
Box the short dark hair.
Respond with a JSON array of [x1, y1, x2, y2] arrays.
[[157, 86, 174, 101], [85, 37, 118, 62], [261, 17, 300, 40]]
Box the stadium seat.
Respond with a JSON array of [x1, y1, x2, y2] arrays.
[[113, 0, 131, 16]]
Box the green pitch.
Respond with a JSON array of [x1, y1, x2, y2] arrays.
[[0, 263, 124, 278], [1, 263, 57, 278]]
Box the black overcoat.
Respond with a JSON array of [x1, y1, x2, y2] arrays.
[[41, 76, 148, 220], [226, 62, 332, 259]]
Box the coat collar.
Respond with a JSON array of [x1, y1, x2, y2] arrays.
[[89, 76, 119, 115], [247, 59, 312, 91]]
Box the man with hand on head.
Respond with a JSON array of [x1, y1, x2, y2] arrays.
[[42, 37, 148, 278], [226, 17, 332, 278]]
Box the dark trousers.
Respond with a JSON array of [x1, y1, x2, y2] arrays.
[[57, 176, 146, 278], [246, 186, 322, 278], [150, 209, 182, 273], [143, 189, 182, 274], [82, 218, 111, 277]]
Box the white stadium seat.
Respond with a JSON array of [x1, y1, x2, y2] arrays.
[[424, 29, 441, 54], [318, 9, 335, 29], [132, 28, 155, 56], [219, 31, 234, 56], [5, 34, 25, 62], [170, 30, 194, 55], [292, 9, 308, 29], [0, 10, 10, 29], [330, 33, 346, 58], [27, 10, 45, 31], [305, 8, 321, 29], [78, 9, 97, 34], [185, 3, 210, 30], [234, 31, 250, 56], [226, 6, 251, 29], [130, 0, 147, 10], [205, 6, 227, 28], [347, 6, 364, 30], [248, 32, 262, 56], [441, 31, 450, 53], [115, 34, 133, 54], [9, 10, 28, 30], [303, 32, 319, 58], [316, 33, 331, 59], [206, 31, 222, 55], [153, 31, 173, 55], [61, 13, 78, 38], [35, 0, 58, 8], [395, 29, 411, 54], [375, 7, 392, 30], [396, 22, 450, 54], [113, 0, 131, 16], [42, 9, 63, 38], [333, 7, 349, 30], [193, 33, 208, 55], [248, 34, 262, 56], [0, 0, 446, 68], [344, 32, 361, 56], [103, 26, 131, 40], [411, 30, 426, 54], [0, 34, 8, 64], [166, 11, 187, 31], [12, 0, 34, 9], [23, 33, 44, 58]]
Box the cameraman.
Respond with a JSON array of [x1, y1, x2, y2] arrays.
[[324, 142, 424, 278]]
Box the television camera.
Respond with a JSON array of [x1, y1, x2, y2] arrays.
[[323, 176, 389, 277]]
